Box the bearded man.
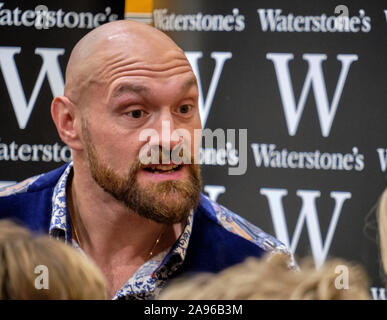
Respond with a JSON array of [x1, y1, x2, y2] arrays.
[[0, 20, 291, 300]]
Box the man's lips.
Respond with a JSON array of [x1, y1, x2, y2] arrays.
[[139, 163, 186, 180], [142, 163, 182, 173]]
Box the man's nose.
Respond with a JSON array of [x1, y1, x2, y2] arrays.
[[150, 112, 182, 151]]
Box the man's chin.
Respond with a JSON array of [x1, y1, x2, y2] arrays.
[[131, 195, 193, 225], [154, 192, 187, 209], [130, 180, 200, 224]]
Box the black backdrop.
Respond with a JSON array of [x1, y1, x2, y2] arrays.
[[153, 0, 387, 297], [0, 0, 124, 180]]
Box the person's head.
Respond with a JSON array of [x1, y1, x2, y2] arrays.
[[51, 20, 202, 224], [159, 253, 370, 300], [0, 219, 107, 299], [378, 188, 387, 275]]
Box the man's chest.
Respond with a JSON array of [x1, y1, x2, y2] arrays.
[[100, 263, 143, 299]]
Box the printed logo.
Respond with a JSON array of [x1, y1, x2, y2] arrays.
[[204, 185, 226, 202], [185, 51, 232, 127], [257, 8, 371, 33], [251, 144, 364, 171], [0, 3, 118, 29], [377, 148, 387, 172], [267, 53, 358, 137], [260, 188, 351, 268], [0, 47, 65, 129], [371, 287, 386, 300], [154, 8, 245, 32]]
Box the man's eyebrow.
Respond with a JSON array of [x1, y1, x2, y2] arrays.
[[112, 83, 149, 97], [182, 77, 198, 90], [112, 77, 197, 98]]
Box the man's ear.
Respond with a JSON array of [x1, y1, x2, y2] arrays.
[[51, 96, 83, 151]]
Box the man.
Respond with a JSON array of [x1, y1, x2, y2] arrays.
[[0, 20, 290, 300]]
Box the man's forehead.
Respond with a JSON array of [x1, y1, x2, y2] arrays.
[[90, 26, 186, 65], [64, 20, 189, 104]]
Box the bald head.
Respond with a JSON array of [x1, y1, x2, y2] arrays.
[[64, 20, 188, 105]]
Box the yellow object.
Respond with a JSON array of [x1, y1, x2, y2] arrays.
[[125, 0, 153, 25]]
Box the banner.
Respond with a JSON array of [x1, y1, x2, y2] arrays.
[[153, 0, 387, 298], [0, 0, 386, 299], [0, 0, 124, 185]]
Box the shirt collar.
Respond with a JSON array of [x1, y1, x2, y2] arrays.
[[49, 161, 73, 242]]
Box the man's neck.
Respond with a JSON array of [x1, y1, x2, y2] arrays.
[[66, 163, 185, 296]]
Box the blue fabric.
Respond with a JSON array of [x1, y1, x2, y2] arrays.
[[172, 195, 265, 277], [0, 165, 67, 233]]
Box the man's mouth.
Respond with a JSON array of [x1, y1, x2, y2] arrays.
[[142, 164, 183, 174]]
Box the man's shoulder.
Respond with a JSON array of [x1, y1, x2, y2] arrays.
[[0, 164, 69, 198], [0, 174, 42, 197], [198, 195, 290, 255], [0, 163, 70, 231]]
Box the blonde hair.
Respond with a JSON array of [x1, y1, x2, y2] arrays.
[[159, 253, 370, 300], [378, 188, 387, 275], [0, 220, 107, 299]]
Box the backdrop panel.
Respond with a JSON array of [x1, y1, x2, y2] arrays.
[[0, 0, 124, 181], [153, 0, 387, 297], [0, 0, 386, 299]]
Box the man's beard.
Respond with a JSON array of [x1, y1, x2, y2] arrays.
[[83, 126, 202, 224]]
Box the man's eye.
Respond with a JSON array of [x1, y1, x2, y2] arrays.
[[127, 110, 145, 118], [178, 104, 192, 114]]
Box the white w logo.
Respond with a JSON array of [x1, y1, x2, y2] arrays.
[[260, 188, 352, 268], [266, 53, 358, 137], [185, 51, 232, 128], [0, 47, 65, 129]]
